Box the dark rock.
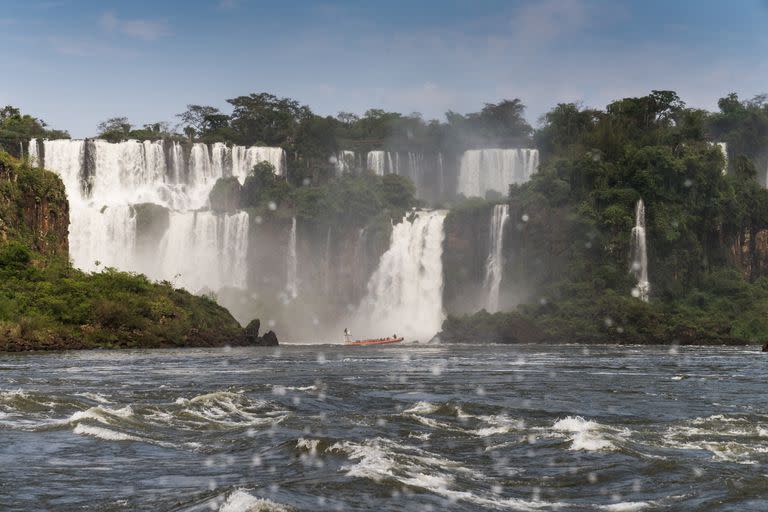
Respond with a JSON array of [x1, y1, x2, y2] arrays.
[[209, 177, 242, 213], [244, 318, 261, 340], [259, 330, 279, 346]]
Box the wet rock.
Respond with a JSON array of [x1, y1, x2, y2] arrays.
[[259, 330, 279, 346]]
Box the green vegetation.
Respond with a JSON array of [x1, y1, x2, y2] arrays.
[[210, 160, 418, 228], [0, 106, 69, 157], [441, 91, 768, 344], [0, 153, 246, 351], [0, 243, 243, 349]]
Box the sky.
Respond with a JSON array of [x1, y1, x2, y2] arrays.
[[1, 0, 767, 138]]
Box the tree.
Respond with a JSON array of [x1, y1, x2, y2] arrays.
[[379, 174, 415, 210], [176, 105, 229, 140], [227, 92, 312, 147], [97, 117, 131, 136]]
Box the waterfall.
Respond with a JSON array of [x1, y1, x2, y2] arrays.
[[155, 211, 249, 293], [366, 151, 388, 175], [286, 217, 299, 299], [630, 199, 650, 302], [457, 149, 539, 198], [355, 210, 446, 340], [483, 204, 510, 312], [28, 138, 40, 167], [716, 142, 728, 175], [31, 138, 278, 293], [334, 150, 356, 175]]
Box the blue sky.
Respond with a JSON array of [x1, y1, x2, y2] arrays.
[[1, 0, 767, 138]]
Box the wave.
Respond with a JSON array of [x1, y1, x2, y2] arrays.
[[327, 438, 561, 510], [401, 400, 524, 437], [662, 414, 768, 464], [600, 502, 654, 512], [217, 490, 293, 512], [169, 391, 287, 428], [73, 423, 144, 442], [551, 416, 625, 452]]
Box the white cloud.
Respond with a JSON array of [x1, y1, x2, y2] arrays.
[[100, 11, 171, 41]]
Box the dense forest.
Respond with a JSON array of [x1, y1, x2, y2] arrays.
[[443, 91, 768, 344], [3, 89, 768, 345]]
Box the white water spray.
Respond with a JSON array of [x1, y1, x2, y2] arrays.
[[483, 204, 509, 312], [355, 210, 446, 340], [31, 138, 280, 293], [457, 149, 539, 198], [630, 199, 650, 302], [286, 217, 299, 299]]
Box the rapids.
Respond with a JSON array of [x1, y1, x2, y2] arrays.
[[1, 344, 766, 511]]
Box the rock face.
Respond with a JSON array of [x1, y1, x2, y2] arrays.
[[0, 153, 69, 257], [729, 228, 768, 281], [209, 177, 243, 213], [260, 330, 279, 346], [442, 202, 493, 314], [243, 318, 279, 346]]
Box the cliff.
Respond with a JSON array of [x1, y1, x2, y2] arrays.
[[0, 152, 276, 351], [0, 152, 68, 257]]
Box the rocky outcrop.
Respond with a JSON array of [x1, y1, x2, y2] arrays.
[[242, 318, 279, 346], [209, 177, 243, 213], [0, 153, 68, 257], [442, 201, 493, 314], [728, 228, 768, 281]]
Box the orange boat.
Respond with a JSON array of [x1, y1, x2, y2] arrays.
[[347, 337, 404, 346]]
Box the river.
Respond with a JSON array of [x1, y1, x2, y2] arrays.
[[0, 344, 766, 511]]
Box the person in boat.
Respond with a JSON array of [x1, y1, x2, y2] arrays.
[[344, 328, 352, 343]]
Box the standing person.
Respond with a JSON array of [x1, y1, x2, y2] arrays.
[[344, 328, 352, 343]]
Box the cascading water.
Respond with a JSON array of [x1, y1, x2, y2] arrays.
[[630, 199, 650, 302], [355, 210, 446, 341], [31, 138, 282, 294], [155, 211, 249, 293], [286, 217, 299, 299], [716, 142, 728, 175], [457, 149, 539, 198], [483, 204, 510, 313], [334, 150, 356, 175]]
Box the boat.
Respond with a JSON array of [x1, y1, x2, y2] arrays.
[[347, 336, 404, 346]]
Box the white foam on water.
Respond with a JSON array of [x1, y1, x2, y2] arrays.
[[74, 392, 113, 404], [218, 490, 293, 512], [469, 414, 525, 437], [173, 391, 287, 428], [601, 502, 653, 512], [403, 401, 440, 414], [329, 438, 555, 509], [551, 416, 620, 451], [73, 423, 143, 442], [67, 405, 134, 425], [663, 414, 768, 464], [283, 385, 317, 392], [296, 438, 320, 453]]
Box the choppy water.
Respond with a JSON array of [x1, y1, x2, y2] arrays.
[[1, 344, 767, 511]]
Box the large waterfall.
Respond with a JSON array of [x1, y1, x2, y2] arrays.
[[457, 149, 539, 198], [483, 204, 510, 312], [354, 210, 446, 341], [630, 199, 650, 302], [155, 211, 250, 292], [28, 138, 283, 294]]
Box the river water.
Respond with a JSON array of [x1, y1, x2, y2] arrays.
[[0, 344, 766, 511]]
